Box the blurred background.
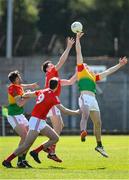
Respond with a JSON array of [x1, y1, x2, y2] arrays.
[[0, 0, 129, 136]]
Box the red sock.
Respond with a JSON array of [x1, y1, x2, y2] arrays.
[[33, 145, 43, 153], [6, 153, 16, 162]]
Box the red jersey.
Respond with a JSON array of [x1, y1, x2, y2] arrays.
[[31, 88, 60, 120], [45, 67, 61, 97]]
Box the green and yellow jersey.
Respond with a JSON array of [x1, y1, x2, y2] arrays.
[[77, 63, 101, 94], [8, 84, 24, 115]]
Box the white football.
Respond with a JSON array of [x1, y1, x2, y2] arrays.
[[71, 21, 83, 33]]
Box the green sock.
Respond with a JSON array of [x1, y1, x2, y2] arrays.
[[18, 156, 23, 163], [22, 153, 27, 160], [97, 141, 102, 147]]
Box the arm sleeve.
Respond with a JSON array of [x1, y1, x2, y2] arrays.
[[77, 64, 84, 72], [8, 86, 21, 97], [54, 96, 60, 105], [95, 74, 101, 81], [35, 90, 40, 96]]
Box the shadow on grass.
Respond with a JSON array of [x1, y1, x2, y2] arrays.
[[9, 166, 105, 171], [88, 167, 106, 170], [49, 166, 66, 169], [14, 166, 66, 170], [33, 166, 66, 170]]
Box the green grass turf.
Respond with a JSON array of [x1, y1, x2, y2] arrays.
[[0, 136, 129, 179]]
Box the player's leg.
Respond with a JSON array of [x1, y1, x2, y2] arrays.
[[20, 125, 32, 167], [48, 106, 64, 134], [14, 124, 28, 167], [79, 95, 90, 141], [30, 123, 61, 163], [7, 115, 29, 167], [46, 106, 63, 155], [15, 125, 32, 168], [50, 114, 64, 135], [50, 114, 63, 151], [14, 114, 31, 167], [2, 130, 38, 168], [40, 124, 59, 149], [14, 130, 38, 155], [80, 104, 89, 141], [40, 124, 62, 162], [15, 125, 27, 145], [90, 111, 102, 143], [19, 115, 31, 167], [28, 117, 53, 163], [90, 111, 108, 157]]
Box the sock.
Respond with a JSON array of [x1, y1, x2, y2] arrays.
[[33, 145, 43, 153], [22, 153, 27, 160], [6, 153, 16, 162], [80, 130, 87, 136], [18, 156, 23, 163], [97, 141, 102, 147], [81, 130, 86, 133], [49, 144, 56, 155]]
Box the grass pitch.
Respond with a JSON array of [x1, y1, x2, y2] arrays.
[[0, 135, 129, 179]]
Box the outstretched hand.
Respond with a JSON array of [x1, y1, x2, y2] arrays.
[[75, 109, 82, 115], [76, 32, 84, 39], [67, 37, 75, 48], [31, 82, 40, 89], [119, 56, 128, 66]]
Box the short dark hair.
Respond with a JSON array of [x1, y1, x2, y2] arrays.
[[8, 70, 20, 83], [41, 60, 52, 73], [49, 78, 58, 90]]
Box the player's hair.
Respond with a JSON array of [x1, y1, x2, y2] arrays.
[[8, 70, 20, 83], [41, 60, 52, 73], [49, 78, 58, 90]]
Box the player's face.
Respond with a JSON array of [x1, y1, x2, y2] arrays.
[[15, 75, 22, 84], [47, 63, 55, 72]]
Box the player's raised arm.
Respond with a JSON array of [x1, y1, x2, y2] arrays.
[[99, 57, 128, 79], [21, 82, 39, 89], [76, 33, 84, 64], [55, 37, 75, 71], [56, 104, 81, 116], [60, 72, 77, 86]]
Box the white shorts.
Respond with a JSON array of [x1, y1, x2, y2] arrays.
[[79, 94, 100, 112], [7, 114, 29, 129], [29, 116, 47, 133], [47, 105, 61, 117]]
